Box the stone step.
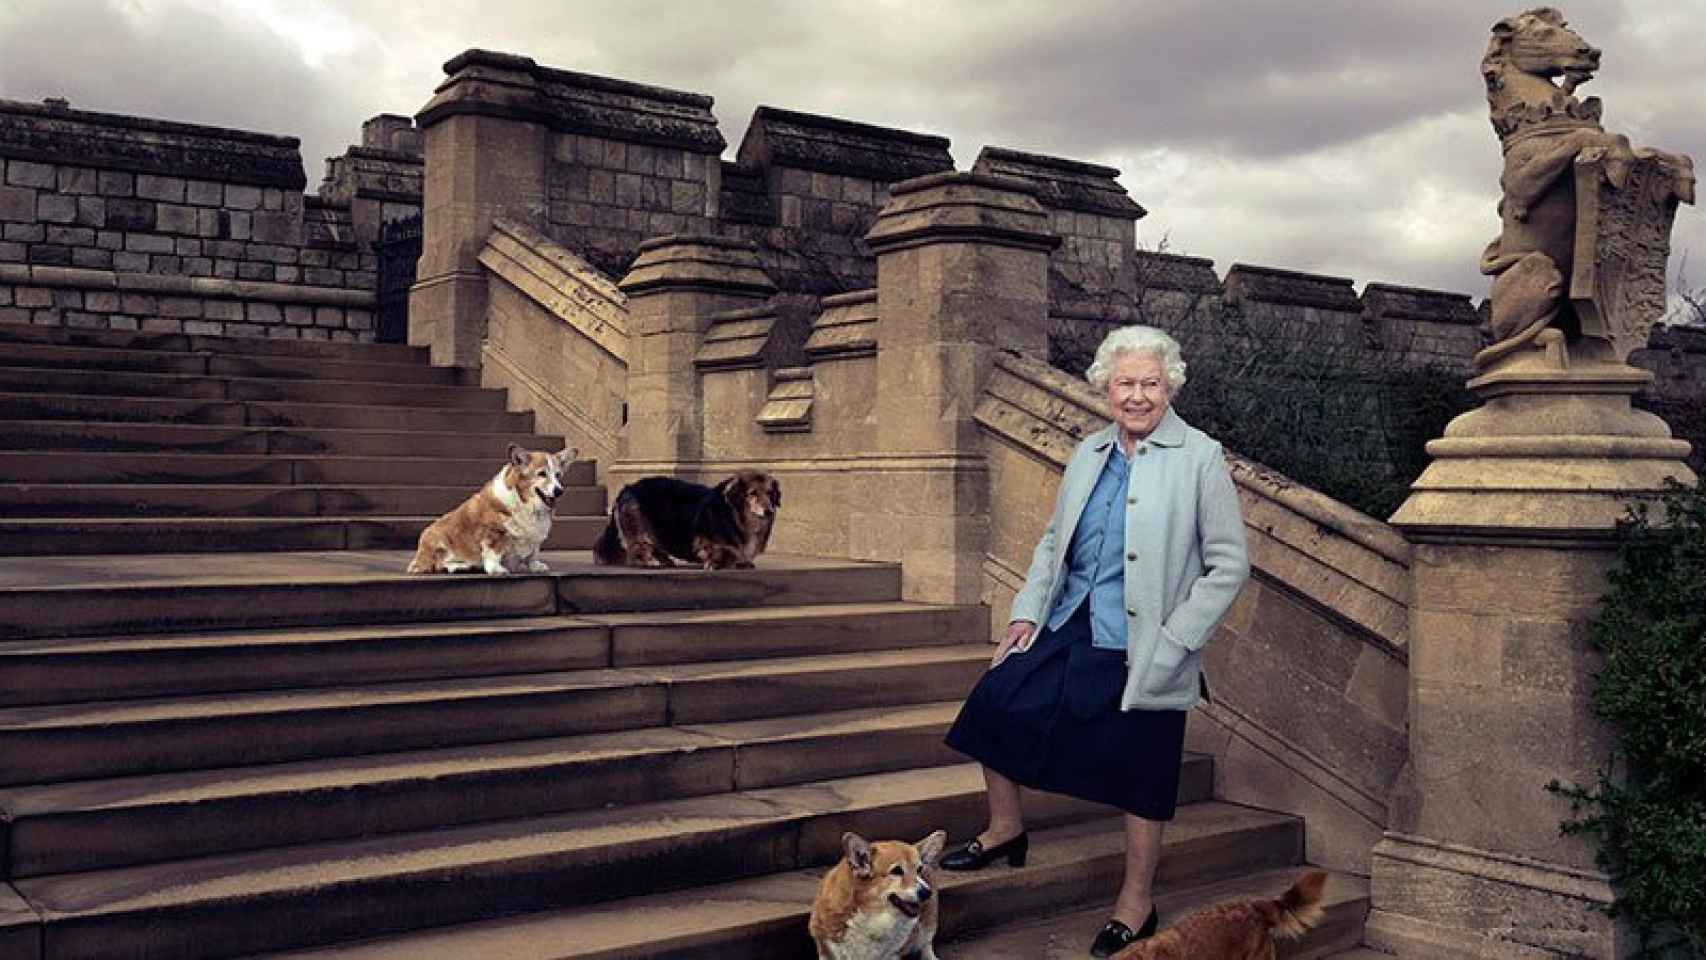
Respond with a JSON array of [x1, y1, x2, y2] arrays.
[[9, 768, 1298, 960], [0, 452, 595, 486], [0, 552, 902, 639], [241, 806, 1302, 960], [941, 866, 1370, 960], [0, 419, 563, 458], [4, 703, 1137, 876], [0, 645, 989, 784], [0, 601, 983, 706], [0, 365, 505, 408], [2, 342, 466, 386], [0, 324, 429, 365], [0, 391, 536, 432], [0, 482, 604, 519], [0, 513, 607, 556]]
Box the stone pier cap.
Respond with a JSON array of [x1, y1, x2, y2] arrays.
[[416, 48, 726, 155], [864, 171, 1061, 254], [617, 234, 776, 298]]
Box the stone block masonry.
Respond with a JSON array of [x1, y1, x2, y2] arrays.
[[0, 98, 379, 340]]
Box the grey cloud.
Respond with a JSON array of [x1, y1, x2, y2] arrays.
[[1, 0, 1701, 304]]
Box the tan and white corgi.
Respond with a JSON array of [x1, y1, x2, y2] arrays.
[[406, 444, 577, 575], [809, 830, 947, 960]]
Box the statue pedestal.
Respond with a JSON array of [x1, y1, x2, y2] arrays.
[[1371, 335, 1694, 958]]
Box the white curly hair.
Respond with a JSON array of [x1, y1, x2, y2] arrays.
[[1084, 325, 1187, 393]]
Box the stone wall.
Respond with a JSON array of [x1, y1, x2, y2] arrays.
[[0, 97, 376, 340], [316, 113, 425, 251]]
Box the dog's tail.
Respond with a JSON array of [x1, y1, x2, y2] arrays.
[[1258, 870, 1328, 940], [592, 514, 624, 566]]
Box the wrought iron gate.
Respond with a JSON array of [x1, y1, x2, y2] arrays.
[[374, 213, 422, 345]]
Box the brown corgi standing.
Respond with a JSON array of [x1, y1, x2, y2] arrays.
[[407, 444, 576, 575], [809, 830, 946, 960], [1111, 870, 1328, 959]]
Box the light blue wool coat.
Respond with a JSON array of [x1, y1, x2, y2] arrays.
[[1008, 408, 1251, 711]]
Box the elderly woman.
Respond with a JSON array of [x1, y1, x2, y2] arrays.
[[942, 324, 1250, 957]]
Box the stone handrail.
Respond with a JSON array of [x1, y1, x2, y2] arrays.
[[477, 217, 628, 471]]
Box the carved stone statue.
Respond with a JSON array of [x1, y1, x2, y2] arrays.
[[1477, 6, 1695, 369]]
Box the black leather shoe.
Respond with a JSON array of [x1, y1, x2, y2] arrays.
[[938, 831, 1029, 871], [1089, 907, 1158, 957]]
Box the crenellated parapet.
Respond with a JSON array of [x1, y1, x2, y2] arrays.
[[0, 97, 375, 340]]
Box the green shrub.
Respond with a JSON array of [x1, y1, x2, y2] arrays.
[[1551, 479, 1706, 955]]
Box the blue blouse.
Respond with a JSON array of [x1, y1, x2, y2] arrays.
[[1044, 442, 1131, 650]]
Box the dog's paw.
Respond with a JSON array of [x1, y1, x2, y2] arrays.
[[527, 560, 550, 573]]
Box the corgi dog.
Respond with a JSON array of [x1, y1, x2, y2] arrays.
[[809, 830, 947, 960], [1111, 871, 1328, 960], [406, 444, 576, 575]]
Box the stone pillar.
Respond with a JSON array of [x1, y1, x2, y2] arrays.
[[1371, 346, 1697, 955], [614, 235, 776, 475], [860, 171, 1058, 602], [410, 50, 549, 368]]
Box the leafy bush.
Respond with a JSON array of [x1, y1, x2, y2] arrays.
[[1551, 479, 1706, 955]]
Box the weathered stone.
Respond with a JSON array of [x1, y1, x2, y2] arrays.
[[75, 197, 105, 228], [83, 291, 120, 312], [159, 297, 202, 317], [45, 226, 95, 246], [0, 241, 24, 262], [104, 199, 156, 231], [203, 299, 243, 321], [56, 166, 97, 195], [314, 306, 344, 327], [35, 194, 76, 223], [155, 204, 198, 235], [0, 186, 37, 222], [6, 160, 55, 188], [225, 185, 263, 210], [124, 232, 174, 254], [28, 244, 72, 265], [97, 170, 134, 196], [136, 175, 186, 203]]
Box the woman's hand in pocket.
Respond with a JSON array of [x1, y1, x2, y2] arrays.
[[992, 620, 1036, 667]]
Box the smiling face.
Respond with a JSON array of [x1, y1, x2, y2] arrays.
[[842, 830, 946, 921], [1105, 350, 1172, 442], [507, 445, 576, 507]]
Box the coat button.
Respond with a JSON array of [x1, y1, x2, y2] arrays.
[[1126, 496, 1136, 504], [1126, 552, 1136, 561], [1126, 608, 1137, 616]]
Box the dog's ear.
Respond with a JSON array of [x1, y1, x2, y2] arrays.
[[842, 832, 875, 879], [555, 446, 579, 470], [915, 830, 947, 867], [507, 443, 529, 468], [716, 476, 740, 506], [767, 478, 781, 510]]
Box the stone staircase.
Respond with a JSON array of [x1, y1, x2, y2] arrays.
[[0, 324, 603, 555], [0, 328, 1371, 958]]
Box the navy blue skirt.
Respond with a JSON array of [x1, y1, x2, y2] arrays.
[[944, 603, 1187, 821]]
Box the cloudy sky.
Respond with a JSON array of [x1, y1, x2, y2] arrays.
[[3, 0, 1703, 306]]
